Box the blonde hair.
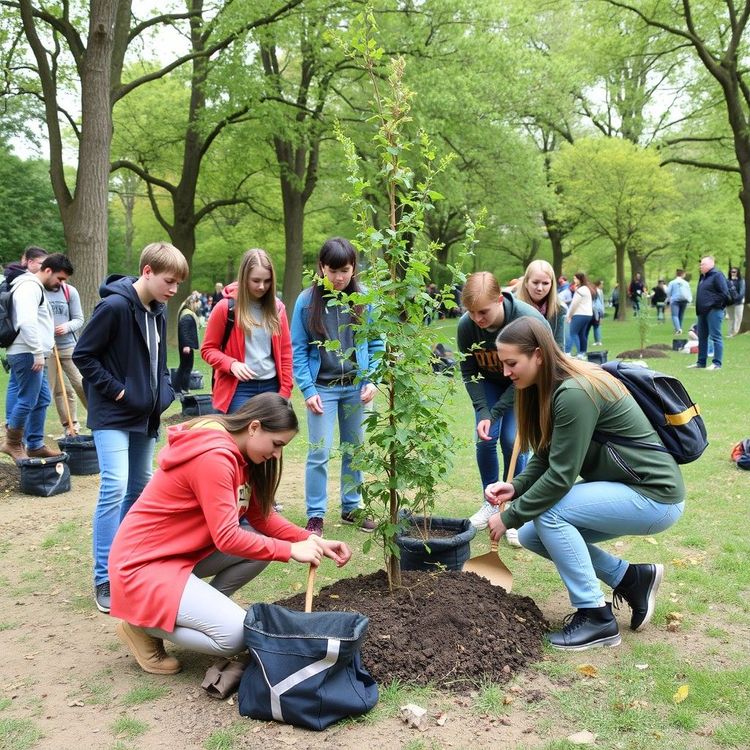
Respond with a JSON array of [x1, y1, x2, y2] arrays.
[[496, 318, 626, 454], [516, 260, 561, 321], [235, 249, 280, 336], [462, 271, 501, 310], [139, 242, 189, 280]]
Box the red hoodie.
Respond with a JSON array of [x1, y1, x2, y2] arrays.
[[201, 282, 293, 412], [108, 422, 309, 631]]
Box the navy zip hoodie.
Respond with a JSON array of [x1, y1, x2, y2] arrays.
[[696, 267, 730, 315], [73, 275, 175, 436]]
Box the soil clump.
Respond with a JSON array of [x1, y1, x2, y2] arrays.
[[616, 348, 669, 359], [279, 568, 549, 691]]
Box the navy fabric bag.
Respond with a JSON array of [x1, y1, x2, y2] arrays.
[[238, 603, 378, 730]]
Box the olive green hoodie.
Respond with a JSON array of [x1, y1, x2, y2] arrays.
[[500, 377, 685, 529]]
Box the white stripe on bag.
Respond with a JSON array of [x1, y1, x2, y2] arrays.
[[252, 639, 341, 723]]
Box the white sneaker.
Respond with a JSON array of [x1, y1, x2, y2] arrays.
[[469, 501, 499, 530], [504, 528, 522, 547]]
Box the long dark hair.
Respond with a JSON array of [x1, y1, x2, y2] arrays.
[[496, 318, 625, 454], [186, 392, 298, 516], [308, 237, 363, 336]]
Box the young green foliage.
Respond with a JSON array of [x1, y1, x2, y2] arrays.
[[331, 9, 479, 589]]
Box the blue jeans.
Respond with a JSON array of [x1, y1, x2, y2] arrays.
[[568, 315, 591, 355], [305, 384, 364, 519], [697, 308, 724, 367], [93, 429, 155, 586], [671, 301, 687, 331], [591, 317, 602, 344], [517, 481, 684, 609], [655, 302, 665, 322], [226, 377, 279, 413], [6, 353, 51, 450], [475, 380, 528, 490]]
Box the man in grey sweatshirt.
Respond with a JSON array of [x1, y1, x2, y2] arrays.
[[1, 253, 74, 462]]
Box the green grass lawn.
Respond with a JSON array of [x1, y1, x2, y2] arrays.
[[2, 311, 749, 749]]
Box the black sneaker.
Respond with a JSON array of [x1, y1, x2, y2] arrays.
[[95, 581, 111, 614], [547, 603, 621, 651], [341, 511, 376, 533], [613, 563, 663, 631], [305, 517, 324, 537]]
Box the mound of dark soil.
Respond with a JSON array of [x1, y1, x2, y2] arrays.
[[163, 412, 188, 426], [279, 569, 549, 691], [647, 343, 673, 351], [0, 461, 19, 493], [616, 348, 669, 359]]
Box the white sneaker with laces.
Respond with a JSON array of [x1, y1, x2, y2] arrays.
[[469, 501, 499, 530], [504, 528, 522, 547]]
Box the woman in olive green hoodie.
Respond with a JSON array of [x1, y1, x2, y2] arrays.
[[484, 318, 685, 652]]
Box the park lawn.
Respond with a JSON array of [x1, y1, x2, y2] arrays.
[[1, 311, 749, 749]]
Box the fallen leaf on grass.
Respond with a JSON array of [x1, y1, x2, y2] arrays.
[[328, 594, 340, 599], [67, 700, 84, 707], [643, 537, 658, 545], [577, 664, 598, 678], [673, 685, 690, 704], [635, 664, 649, 670]]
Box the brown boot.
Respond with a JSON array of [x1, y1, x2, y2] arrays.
[[116, 621, 182, 675], [1, 427, 28, 463], [26, 445, 62, 458]]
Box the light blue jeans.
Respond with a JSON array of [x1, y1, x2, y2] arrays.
[[93, 429, 155, 586], [6, 353, 51, 450], [517, 481, 684, 609], [305, 384, 363, 519]]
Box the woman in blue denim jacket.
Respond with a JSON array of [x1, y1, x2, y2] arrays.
[[291, 237, 384, 537]]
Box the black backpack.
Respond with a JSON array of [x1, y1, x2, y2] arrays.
[[0, 278, 46, 348], [592, 361, 708, 464], [209, 298, 235, 389]]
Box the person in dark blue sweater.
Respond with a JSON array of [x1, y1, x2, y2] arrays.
[[73, 242, 189, 614], [688, 255, 730, 370]]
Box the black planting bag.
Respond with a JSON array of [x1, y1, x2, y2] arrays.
[[593, 361, 708, 464], [18, 454, 71, 496], [238, 603, 378, 730]]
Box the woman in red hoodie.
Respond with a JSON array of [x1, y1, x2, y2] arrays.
[[201, 249, 292, 413], [109, 392, 351, 675]]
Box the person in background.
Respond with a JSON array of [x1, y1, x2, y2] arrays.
[[109, 393, 352, 674], [1, 253, 73, 462], [628, 273, 645, 316], [457, 271, 549, 546], [45, 277, 87, 435], [688, 255, 729, 371], [666, 269, 692, 334], [591, 280, 605, 346], [291, 237, 383, 538], [565, 272, 595, 358], [485, 317, 684, 651], [650, 280, 668, 323], [609, 284, 620, 320], [173, 294, 201, 396], [515, 260, 565, 349], [211, 282, 224, 308], [726, 267, 745, 337], [201, 248, 292, 414], [73, 242, 189, 614], [2, 245, 48, 287], [558, 276, 574, 353]]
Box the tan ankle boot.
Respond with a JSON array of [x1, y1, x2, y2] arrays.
[[26, 445, 62, 459], [116, 621, 181, 675], [1, 427, 28, 463]]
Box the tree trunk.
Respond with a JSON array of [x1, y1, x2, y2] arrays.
[[628, 250, 646, 289], [615, 242, 627, 321], [737, 171, 750, 332], [548, 224, 565, 279], [279, 175, 305, 310]]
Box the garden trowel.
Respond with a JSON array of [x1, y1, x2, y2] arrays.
[[463, 436, 520, 591]]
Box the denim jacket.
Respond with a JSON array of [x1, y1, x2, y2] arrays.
[[291, 286, 384, 399]]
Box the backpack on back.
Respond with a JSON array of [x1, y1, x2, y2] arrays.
[[209, 298, 235, 389], [592, 361, 708, 465], [0, 284, 19, 347]]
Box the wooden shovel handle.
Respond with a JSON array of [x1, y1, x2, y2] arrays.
[[53, 346, 74, 431], [490, 435, 522, 545], [304, 564, 317, 613]]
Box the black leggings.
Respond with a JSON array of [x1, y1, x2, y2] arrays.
[[174, 349, 194, 392]]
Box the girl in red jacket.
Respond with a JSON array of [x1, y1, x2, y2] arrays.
[[201, 249, 292, 413], [109, 392, 351, 675]]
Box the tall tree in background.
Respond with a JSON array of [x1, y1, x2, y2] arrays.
[[552, 137, 677, 318], [603, 0, 750, 331]]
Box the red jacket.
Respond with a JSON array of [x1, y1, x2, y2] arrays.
[[109, 423, 309, 631], [201, 284, 293, 412]]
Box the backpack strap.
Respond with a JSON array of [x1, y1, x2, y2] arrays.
[[220, 298, 235, 352]]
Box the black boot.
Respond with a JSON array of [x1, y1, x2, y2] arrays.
[[613, 563, 663, 631], [547, 603, 621, 651]]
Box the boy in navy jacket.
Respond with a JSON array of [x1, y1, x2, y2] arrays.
[[74, 242, 189, 613]]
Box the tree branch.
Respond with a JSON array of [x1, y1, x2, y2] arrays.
[[660, 156, 741, 172], [110, 159, 177, 194]]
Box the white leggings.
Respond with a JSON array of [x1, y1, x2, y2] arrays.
[[145, 551, 268, 657]]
